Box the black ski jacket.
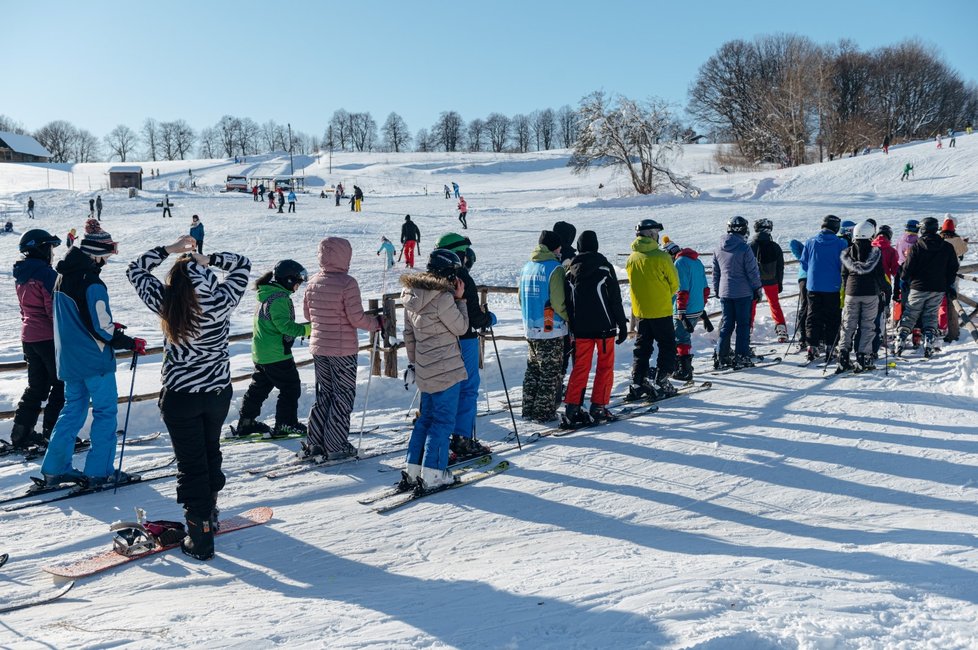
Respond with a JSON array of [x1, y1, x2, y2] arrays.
[[749, 231, 784, 289], [903, 233, 959, 293], [457, 267, 493, 340], [565, 251, 628, 339], [841, 242, 890, 300], [400, 221, 420, 244]]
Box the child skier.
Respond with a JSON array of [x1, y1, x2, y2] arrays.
[[749, 218, 787, 342], [837, 221, 890, 372], [377, 236, 396, 269], [399, 249, 469, 491], [233, 260, 311, 438], [662, 236, 709, 382], [900, 162, 913, 181]]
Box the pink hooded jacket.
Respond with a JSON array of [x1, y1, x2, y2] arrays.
[[303, 237, 379, 357]]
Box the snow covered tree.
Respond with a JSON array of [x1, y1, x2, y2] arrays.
[[104, 124, 137, 162], [382, 112, 411, 152], [572, 91, 698, 196], [486, 113, 510, 152]]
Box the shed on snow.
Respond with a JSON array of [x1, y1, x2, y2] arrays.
[[107, 165, 143, 190], [0, 131, 51, 163]]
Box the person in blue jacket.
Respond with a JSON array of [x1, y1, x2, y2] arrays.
[[662, 236, 709, 382], [712, 216, 762, 369], [190, 215, 204, 253], [40, 220, 146, 488], [799, 214, 848, 361], [287, 190, 297, 213], [788, 238, 808, 350], [377, 236, 396, 269]]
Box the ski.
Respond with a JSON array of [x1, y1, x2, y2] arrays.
[[0, 438, 92, 463], [360, 454, 494, 504], [0, 580, 75, 614], [377, 449, 493, 473], [119, 430, 163, 445], [42, 507, 273, 579], [0, 552, 7, 568], [222, 428, 306, 445], [553, 403, 661, 437], [263, 440, 407, 479], [618, 380, 714, 406], [705, 358, 782, 375], [373, 461, 511, 513]]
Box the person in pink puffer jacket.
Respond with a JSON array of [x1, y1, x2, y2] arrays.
[[302, 237, 381, 459]]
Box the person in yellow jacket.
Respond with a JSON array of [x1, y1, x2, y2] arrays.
[[626, 219, 679, 400]]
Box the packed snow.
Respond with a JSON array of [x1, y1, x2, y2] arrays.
[[1, 137, 977, 649]]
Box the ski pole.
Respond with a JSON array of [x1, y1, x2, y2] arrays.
[[783, 293, 802, 358], [114, 353, 139, 494], [488, 323, 521, 450], [884, 302, 890, 377], [822, 327, 841, 375], [404, 387, 420, 420], [357, 334, 382, 455]]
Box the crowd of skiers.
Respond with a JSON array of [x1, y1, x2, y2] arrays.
[[5, 207, 968, 560]]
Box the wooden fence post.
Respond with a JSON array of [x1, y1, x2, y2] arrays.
[[383, 294, 399, 378], [368, 298, 381, 376]]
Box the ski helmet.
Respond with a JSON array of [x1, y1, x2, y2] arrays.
[[878, 225, 893, 241], [852, 221, 876, 241], [19, 229, 61, 258], [753, 218, 773, 233], [727, 216, 749, 235], [920, 217, 940, 234], [273, 259, 308, 290], [904, 219, 919, 233], [434, 232, 471, 252], [426, 248, 462, 278], [463, 248, 476, 270], [821, 215, 841, 233], [840, 220, 856, 239], [635, 219, 663, 235]]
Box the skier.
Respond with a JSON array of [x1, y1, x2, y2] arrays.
[[66, 228, 76, 248], [452, 181, 460, 199], [562, 230, 628, 425], [870, 224, 900, 356], [234, 260, 311, 439], [189, 214, 204, 254], [400, 215, 421, 268], [799, 215, 848, 362], [836, 221, 891, 372], [88, 198, 95, 218], [625, 219, 679, 398], [435, 233, 496, 459], [519, 230, 569, 422], [335, 182, 343, 207], [444, 184, 451, 199], [900, 162, 913, 181], [258, 183, 266, 201], [457, 196, 468, 229], [788, 238, 809, 350], [353, 185, 363, 212], [399, 249, 469, 491], [661, 236, 709, 382], [302, 237, 382, 459], [95, 195, 102, 220], [713, 216, 763, 369], [552, 220, 579, 397], [749, 218, 787, 342], [9, 229, 65, 449], [287, 189, 297, 213], [40, 220, 145, 488], [377, 236, 396, 269], [26, 196, 34, 219], [277, 190, 285, 213], [939, 217, 968, 342], [127, 234, 252, 560], [949, 129, 957, 148], [882, 134, 891, 154], [936, 134, 943, 149], [839, 220, 857, 245], [162, 194, 172, 218], [268, 191, 276, 209], [253, 185, 259, 202], [895, 217, 959, 356]]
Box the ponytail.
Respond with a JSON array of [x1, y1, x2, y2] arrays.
[[160, 258, 202, 345]]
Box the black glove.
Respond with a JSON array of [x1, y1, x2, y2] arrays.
[[753, 288, 764, 302], [403, 364, 416, 390], [616, 326, 628, 345], [700, 313, 715, 333], [681, 316, 695, 333], [947, 286, 958, 300]]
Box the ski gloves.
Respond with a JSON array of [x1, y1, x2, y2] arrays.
[[616, 326, 628, 345], [681, 316, 695, 334], [403, 364, 415, 390]]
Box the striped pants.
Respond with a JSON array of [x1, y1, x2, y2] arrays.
[[308, 354, 358, 453]]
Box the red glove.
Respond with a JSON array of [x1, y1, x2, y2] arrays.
[[703, 287, 711, 302], [133, 338, 147, 355], [676, 290, 689, 312], [113, 322, 127, 331]]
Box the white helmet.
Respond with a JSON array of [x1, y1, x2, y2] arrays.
[[853, 220, 876, 241]]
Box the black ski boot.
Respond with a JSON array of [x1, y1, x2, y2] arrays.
[[589, 404, 617, 423], [561, 403, 593, 427], [181, 511, 215, 561], [625, 380, 659, 402], [232, 417, 271, 437], [733, 355, 755, 370], [855, 352, 875, 372], [654, 368, 678, 397], [672, 355, 694, 383], [10, 423, 46, 450], [835, 349, 852, 374]]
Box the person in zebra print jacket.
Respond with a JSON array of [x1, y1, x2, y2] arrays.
[[126, 235, 252, 561]]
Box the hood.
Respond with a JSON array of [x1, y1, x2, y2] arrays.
[[676, 247, 699, 261], [530, 245, 560, 263], [750, 231, 772, 245], [842, 243, 881, 275], [899, 233, 918, 245], [257, 282, 291, 301], [318, 237, 352, 273], [719, 233, 748, 252], [13, 257, 52, 286], [400, 272, 454, 311], [55, 246, 100, 276], [567, 251, 610, 279], [871, 235, 892, 249], [553, 221, 577, 261], [916, 232, 946, 251], [813, 230, 842, 245], [630, 236, 660, 254]]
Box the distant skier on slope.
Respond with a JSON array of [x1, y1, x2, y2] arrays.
[[377, 236, 396, 269], [400, 215, 421, 268], [900, 162, 913, 181]]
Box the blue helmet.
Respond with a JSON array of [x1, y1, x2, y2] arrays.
[[905, 219, 920, 233]]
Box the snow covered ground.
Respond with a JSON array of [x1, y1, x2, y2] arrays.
[[1, 137, 978, 648]]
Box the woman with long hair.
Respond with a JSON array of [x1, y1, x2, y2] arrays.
[[127, 234, 251, 560]]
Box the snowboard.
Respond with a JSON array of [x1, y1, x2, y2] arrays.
[[43, 507, 273, 579]]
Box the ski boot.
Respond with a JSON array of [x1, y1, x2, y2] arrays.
[[325, 442, 358, 461], [561, 403, 593, 428], [625, 379, 659, 402], [775, 323, 789, 343], [10, 423, 47, 450], [181, 511, 215, 561], [855, 352, 875, 372], [417, 466, 457, 494], [272, 421, 307, 438], [87, 470, 138, 490], [39, 468, 88, 489], [672, 355, 694, 383], [713, 351, 734, 369], [231, 417, 271, 437], [654, 369, 678, 397], [923, 332, 937, 358], [733, 355, 755, 370], [834, 349, 852, 374], [589, 404, 617, 423], [894, 335, 907, 357], [397, 464, 421, 492], [297, 441, 324, 459]]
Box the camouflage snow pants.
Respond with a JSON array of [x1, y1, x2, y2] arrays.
[[521, 338, 564, 422]]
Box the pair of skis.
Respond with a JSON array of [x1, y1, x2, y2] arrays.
[[361, 458, 511, 513], [245, 427, 403, 479]]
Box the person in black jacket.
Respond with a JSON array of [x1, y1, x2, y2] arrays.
[[749, 219, 787, 342], [895, 216, 960, 355], [552, 221, 578, 265], [562, 230, 628, 425], [836, 221, 891, 372], [400, 215, 421, 268]]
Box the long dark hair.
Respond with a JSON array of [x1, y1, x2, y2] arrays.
[[160, 258, 202, 344], [254, 270, 274, 289]]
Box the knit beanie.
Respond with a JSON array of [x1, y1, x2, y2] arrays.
[[661, 235, 681, 256], [538, 230, 561, 252], [80, 219, 117, 257], [577, 230, 599, 253], [942, 218, 955, 233]]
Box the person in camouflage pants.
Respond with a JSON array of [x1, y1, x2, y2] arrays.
[[521, 338, 565, 421]]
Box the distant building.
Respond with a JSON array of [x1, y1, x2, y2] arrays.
[[107, 165, 143, 190], [0, 131, 52, 163]]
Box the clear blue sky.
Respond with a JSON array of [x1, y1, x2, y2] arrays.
[[6, 0, 976, 140]]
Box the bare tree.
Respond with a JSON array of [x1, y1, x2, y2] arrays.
[[532, 108, 557, 150], [432, 111, 465, 151], [34, 120, 77, 163], [349, 112, 378, 151], [572, 91, 698, 196], [198, 127, 221, 159], [321, 125, 337, 151], [511, 113, 531, 152], [330, 110, 351, 150], [467, 118, 486, 152], [486, 112, 510, 152], [237, 118, 260, 155], [382, 112, 411, 152], [415, 128, 433, 152], [0, 115, 26, 134], [556, 105, 578, 148], [141, 118, 160, 161], [104, 124, 137, 162], [170, 120, 196, 160], [74, 129, 101, 162]]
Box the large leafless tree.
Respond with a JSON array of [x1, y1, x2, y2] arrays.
[[382, 112, 411, 152], [104, 124, 138, 162]]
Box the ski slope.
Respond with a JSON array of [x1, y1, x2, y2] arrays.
[[1, 137, 978, 648]]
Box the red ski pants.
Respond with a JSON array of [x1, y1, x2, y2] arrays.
[[564, 337, 615, 407], [750, 284, 786, 327], [403, 240, 416, 268]]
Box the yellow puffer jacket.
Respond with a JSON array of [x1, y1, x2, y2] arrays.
[[626, 236, 679, 319]]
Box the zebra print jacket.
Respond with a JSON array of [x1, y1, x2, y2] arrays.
[[127, 247, 251, 393]]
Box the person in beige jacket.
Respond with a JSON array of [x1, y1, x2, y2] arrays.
[[302, 237, 381, 459], [399, 249, 468, 491]]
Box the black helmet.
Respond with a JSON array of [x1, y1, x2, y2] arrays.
[[426, 248, 462, 278], [19, 229, 61, 258], [273, 259, 308, 290], [727, 216, 749, 235], [635, 219, 663, 235], [878, 225, 893, 240], [920, 217, 940, 234], [463, 247, 476, 270], [754, 218, 773, 233], [821, 214, 841, 233]]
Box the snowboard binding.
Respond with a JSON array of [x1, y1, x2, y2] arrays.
[[110, 508, 186, 557]]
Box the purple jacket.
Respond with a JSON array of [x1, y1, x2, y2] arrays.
[[713, 233, 762, 300], [895, 232, 918, 265], [13, 258, 56, 343]]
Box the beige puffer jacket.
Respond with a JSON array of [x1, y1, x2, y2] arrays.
[[303, 237, 379, 357], [401, 273, 468, 393]]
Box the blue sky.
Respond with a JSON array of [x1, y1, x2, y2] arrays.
[[6, 0, 976, 141]]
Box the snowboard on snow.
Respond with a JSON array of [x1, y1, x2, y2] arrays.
[[42, 507, 273, 579]]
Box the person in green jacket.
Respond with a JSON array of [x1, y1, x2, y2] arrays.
[[234, 259, 311, 437], [625, 219, 680, 401], [900, 162, 913, 181]]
